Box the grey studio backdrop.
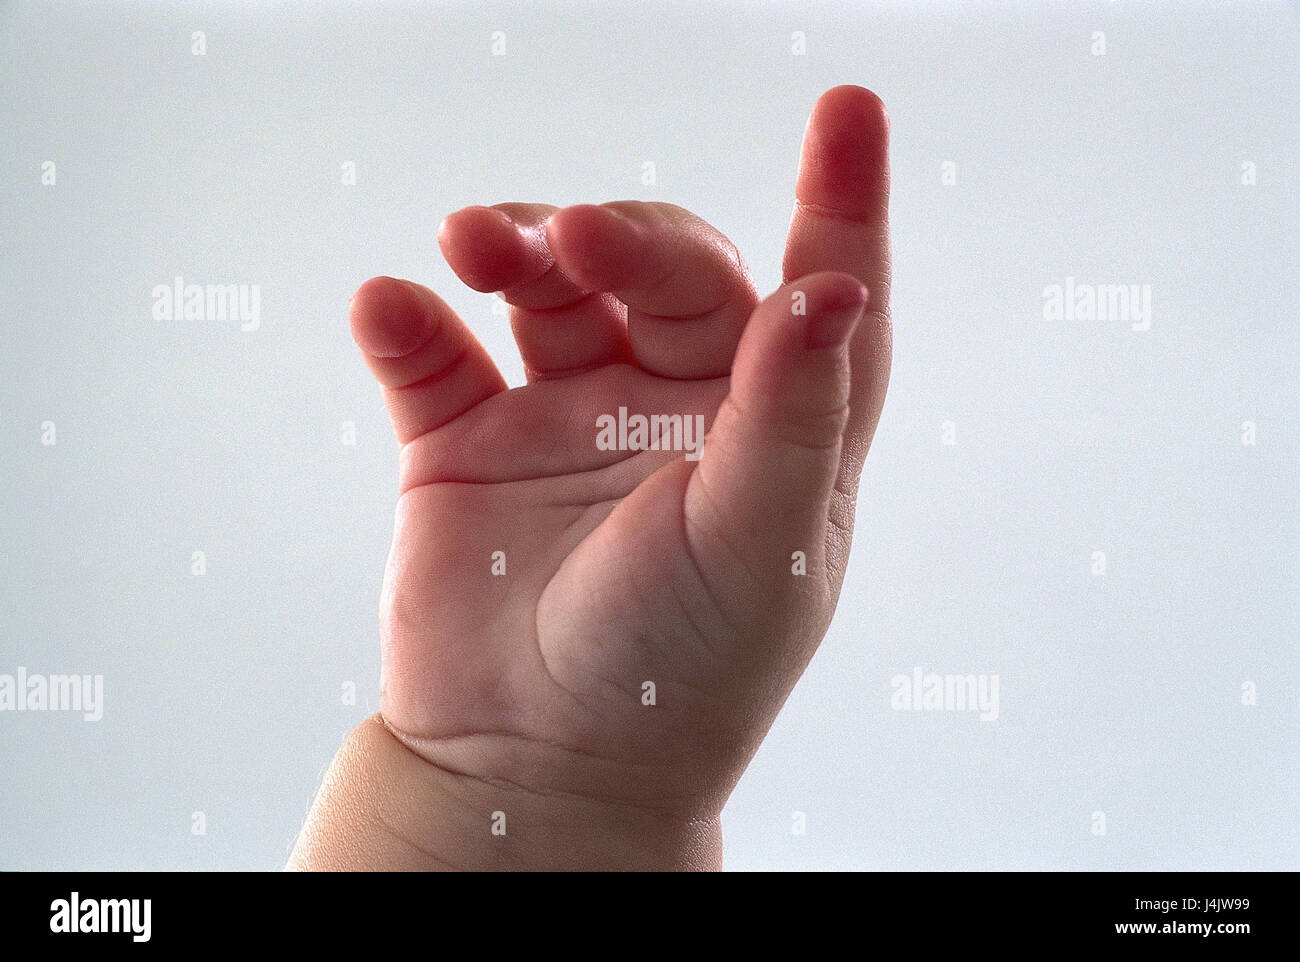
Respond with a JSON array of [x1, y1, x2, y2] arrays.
[[1, 1, 1296, 871]]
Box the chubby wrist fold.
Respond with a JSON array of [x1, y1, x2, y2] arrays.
[[288, 715, 721, 871]]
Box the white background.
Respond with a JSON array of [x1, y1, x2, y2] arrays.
[[1, 1, 1296, 869]]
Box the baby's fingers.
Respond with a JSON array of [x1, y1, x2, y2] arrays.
[[546, 202, 758, 379], [438, 204, 632, 380], [350, 276, 506, 444], [782, 86, 892, 483]]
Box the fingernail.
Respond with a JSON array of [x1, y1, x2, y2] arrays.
[[806, 286, 868, 349]]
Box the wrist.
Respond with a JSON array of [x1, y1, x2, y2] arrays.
[[288, 715, 722, 871]]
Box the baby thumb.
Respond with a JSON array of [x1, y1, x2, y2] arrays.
[[685, 271, 866, 594]]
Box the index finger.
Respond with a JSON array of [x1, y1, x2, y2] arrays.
[[782, 85, 892, 474]]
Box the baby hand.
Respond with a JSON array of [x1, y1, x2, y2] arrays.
[[291, 85, 891, 871]]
